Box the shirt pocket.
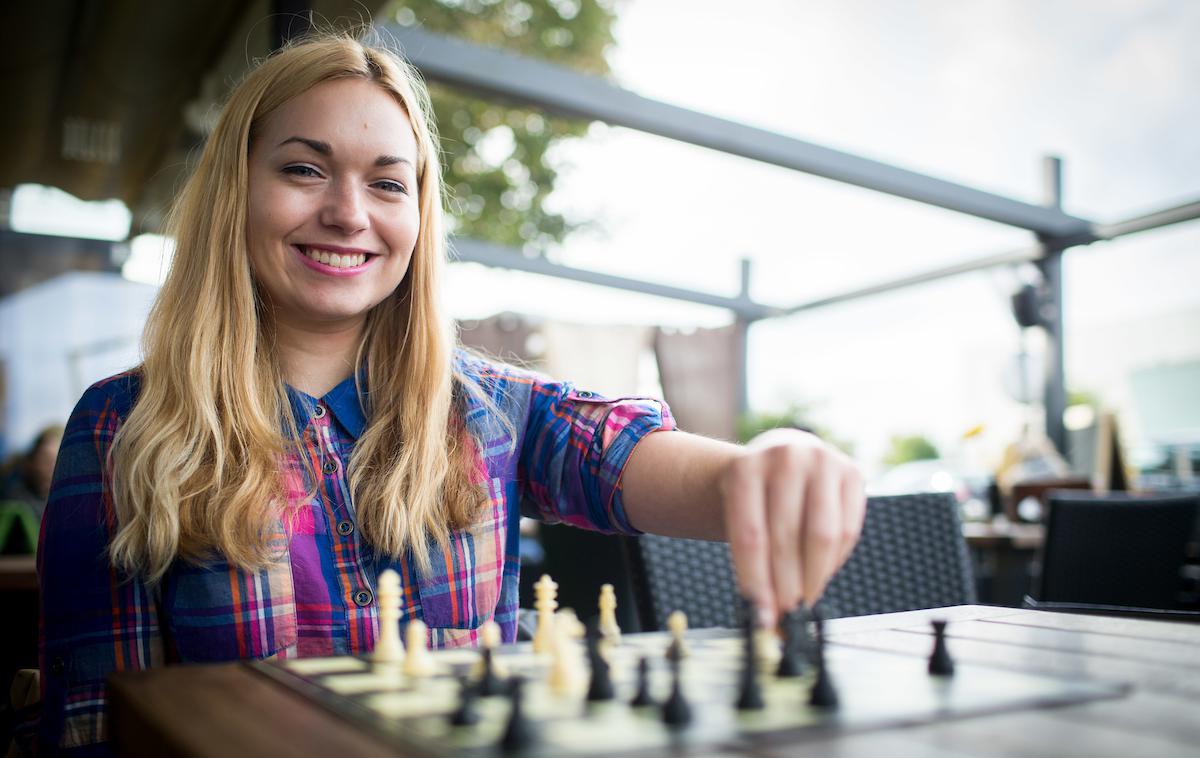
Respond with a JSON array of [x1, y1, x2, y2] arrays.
[[162, 558, 298, 663], [417, 477, 507, 647]]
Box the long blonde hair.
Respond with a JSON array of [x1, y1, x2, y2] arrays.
[[110, 33, 486, 582]]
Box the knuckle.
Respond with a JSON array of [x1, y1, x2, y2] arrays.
[[809, 525, 840, 549]]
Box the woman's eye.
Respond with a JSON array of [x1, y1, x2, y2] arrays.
[[374, 179, 408, 194], [282, 165, 321, 178]]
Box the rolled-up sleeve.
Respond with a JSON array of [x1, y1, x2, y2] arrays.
[[518, 380, 675, 535]]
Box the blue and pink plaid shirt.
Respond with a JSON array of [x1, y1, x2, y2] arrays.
[[33, 350, 673, 754]]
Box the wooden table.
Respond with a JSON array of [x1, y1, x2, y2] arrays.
[[108, 605, 1200, 757]]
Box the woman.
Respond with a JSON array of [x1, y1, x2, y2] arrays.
[[33, 33, 864, 755]]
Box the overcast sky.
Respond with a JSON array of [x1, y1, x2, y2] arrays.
[[443, 0, 1200, 468]]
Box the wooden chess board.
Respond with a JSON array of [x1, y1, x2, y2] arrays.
[[247, 626, 1129, 756]]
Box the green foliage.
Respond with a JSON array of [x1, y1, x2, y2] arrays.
[[883, 435, 940, 467], [738, 404, 855, 456], [382, 0, 618, 250]]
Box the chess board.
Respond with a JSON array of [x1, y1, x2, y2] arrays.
[[248, 627, 1128, 756]]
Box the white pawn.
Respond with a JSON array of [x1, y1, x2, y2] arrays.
[[755, 627, 782, 673], [598, 583, 621, 647], [548, 608, 585, 696], [404, 619, 435, 678], [373, 569, 405, 666], [666, 610, 689, 660], [532, 574, 559, 654]]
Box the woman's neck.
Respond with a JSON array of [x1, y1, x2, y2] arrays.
[[273, 317, 365, 398]]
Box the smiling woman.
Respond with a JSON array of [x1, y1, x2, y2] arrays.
[[32, 30, 864, 758]]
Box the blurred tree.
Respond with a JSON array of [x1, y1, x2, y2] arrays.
[[381, 0, 618, 250], [738, 404, 855, 456], [883, 435, 940, 467]]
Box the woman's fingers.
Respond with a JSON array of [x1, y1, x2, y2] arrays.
[[720, 456, 775, 627], [801, 448, 843, 605], [722, 430, 866, 620]]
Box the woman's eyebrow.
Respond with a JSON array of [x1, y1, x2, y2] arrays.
[[278, 136, 413, 168]]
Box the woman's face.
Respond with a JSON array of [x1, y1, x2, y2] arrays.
[[246, 78, 421, 334]]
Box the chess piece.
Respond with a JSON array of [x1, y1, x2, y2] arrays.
[[373, 569, 405, 666], [665, 610, 688, 661], [808, 614, 839, 709], [403, 619, 435, 678], [501, 676, 537, 752], [548, 608, 585, 696], [928, 620, 955, 677], [660, 655, 691, 728], [598, 583, 621, 646], [585, 622, 615, 702], [450, 675, 481, 726], [776, 607, 805, 678], [630, 656, 655, 707], [736, 607, 765, 710], [532, 574, 559, 654]]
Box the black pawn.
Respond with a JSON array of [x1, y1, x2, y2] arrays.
[[630, 656, 655, 707], [808, 614, 839, 709], [776, 608, 805, 678], [450, 676, 480, 726], [586, 624, 615, 702], [928, 620, 955, 677], [660, 657, 691, 728], [477, 647, 503, 696], [500, 676, 537, 753], [736, 608, 764, 710]]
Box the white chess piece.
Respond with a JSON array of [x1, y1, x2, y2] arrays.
[[598, 583, 621, 646], [666, 610, 689, 659], [548, 608, 585, 696], [373, 569, 405, 666], [532, 574, 559, 654], [403, 619, 435, 678]]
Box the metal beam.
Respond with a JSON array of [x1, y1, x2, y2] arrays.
[[449, 237, 782, 321], [1095, 197, 1200, 240], [1039, 156, 1068, 456], [380, 24, 1096, 239]]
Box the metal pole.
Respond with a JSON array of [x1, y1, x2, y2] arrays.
[[734, 258, 753, 416], [1039, 156, 1068, 455]]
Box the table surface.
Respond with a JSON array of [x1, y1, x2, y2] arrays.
[[0, 554, 37, 592], [107, 604, 1200, 758]]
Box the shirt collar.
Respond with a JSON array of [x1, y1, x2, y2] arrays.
[[285, 374, 367, 440]]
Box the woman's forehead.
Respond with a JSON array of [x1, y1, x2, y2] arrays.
[[257, 78, 419, 161]]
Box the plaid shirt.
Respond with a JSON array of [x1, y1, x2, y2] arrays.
[[32, 350, 673, 755]]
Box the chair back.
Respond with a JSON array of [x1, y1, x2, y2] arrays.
[[1036, 491, 1199, 610], [818, 492, 976, 619], [622, 492, 976, 630]]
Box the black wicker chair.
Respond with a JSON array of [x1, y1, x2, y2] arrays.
[[1031, 491, 1199, 612], [621, 492, 976, 630]]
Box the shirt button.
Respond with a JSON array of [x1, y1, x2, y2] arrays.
[[353, 589, 374, 607], [577, 390, 594, 398], [322, 459, 339, 475], [312, 404, 327, 419], [337, 519, 354, 536]]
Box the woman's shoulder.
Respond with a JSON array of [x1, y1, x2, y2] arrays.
[[71, 368, 143, 420], [453, 347, 545, 392]]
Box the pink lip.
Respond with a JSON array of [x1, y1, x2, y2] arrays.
[[292, 245, 375, 277]]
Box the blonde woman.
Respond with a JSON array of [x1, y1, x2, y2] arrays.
[[32, 34, 864, 754]]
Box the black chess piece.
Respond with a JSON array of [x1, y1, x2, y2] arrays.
[[776, 607, 805, 678], [660, 657, 692, 728], [500, 676, 537, 752], [477, 646, 503, 696], [928, 619, 955, 677], [808, 613, 839, 709], [586, 622, 615, 702], [736, 607, 765, 710], [630, 656, 655, 707], [449, 675, 481, 726]]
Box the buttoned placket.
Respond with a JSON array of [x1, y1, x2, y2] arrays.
[[311, 402, 376, 614]]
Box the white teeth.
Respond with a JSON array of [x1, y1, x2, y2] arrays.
[[301, 247, 368, 268]]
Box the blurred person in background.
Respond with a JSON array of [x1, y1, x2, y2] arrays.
[[0, 425, 63, 527]]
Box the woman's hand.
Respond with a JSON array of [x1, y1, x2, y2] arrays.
[[718, 428, 865, 626]]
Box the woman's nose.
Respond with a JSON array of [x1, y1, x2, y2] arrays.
[[320, 181, 369, 233]]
